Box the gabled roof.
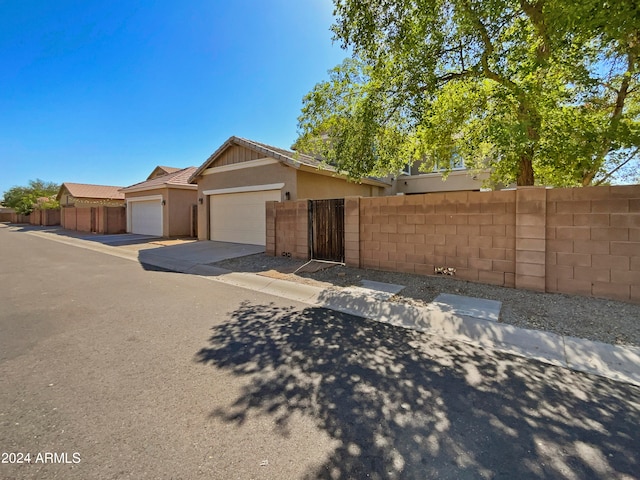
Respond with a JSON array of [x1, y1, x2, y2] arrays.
[[189, 136, 328, 183], [188, 136, 390, 187], [56, 183, 125, 201], [120, 167, 198, 193], [147, 166, 181, 180]]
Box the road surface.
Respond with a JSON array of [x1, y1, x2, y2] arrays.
[[0, 226, 638, 479]]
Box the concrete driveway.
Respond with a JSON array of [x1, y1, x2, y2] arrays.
[[136, 240, 265, 272], [9, 225, 265, 271]]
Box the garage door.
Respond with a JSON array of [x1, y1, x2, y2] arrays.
[[130, 200, 162, 236], [210, 189, 281, 245]]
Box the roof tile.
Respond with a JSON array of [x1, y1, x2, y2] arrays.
[[121, 167, 198, 192], [58, 183, 125, 200]]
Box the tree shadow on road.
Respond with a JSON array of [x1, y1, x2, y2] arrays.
[[195, 301, 640, 479]]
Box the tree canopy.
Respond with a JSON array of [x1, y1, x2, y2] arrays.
[[296, 0, 640, 187], [2, 179, 60, 215]]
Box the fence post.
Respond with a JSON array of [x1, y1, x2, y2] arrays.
[[295, 200, 310, 259], [515, 187, 547, 292], [344, 196, 361, 268], [265, 201, 276, 256]]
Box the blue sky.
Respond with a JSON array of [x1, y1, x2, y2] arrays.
[[0, 0, 348, 195]]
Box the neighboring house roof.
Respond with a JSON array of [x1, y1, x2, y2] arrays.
[[188, 136, 390, 186], [147, 166, 181, 180], [56, 183, 125, 201], [121, 167, 198, 194]]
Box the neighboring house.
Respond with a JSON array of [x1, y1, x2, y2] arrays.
[[188, 136, 389, 246], [120, 166, 198, 237], [57, 183, 125, 207], [390, 157, 492, 195], [56, 183, 126, 233], [147, 166, 181, 180]]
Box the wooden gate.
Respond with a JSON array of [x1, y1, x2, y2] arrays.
[[309, 199, 344, 263]]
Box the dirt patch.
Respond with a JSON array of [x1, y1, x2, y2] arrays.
[[213, 253, 640, 348]]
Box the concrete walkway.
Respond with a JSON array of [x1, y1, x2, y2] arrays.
[[11, 225, 640, 388]]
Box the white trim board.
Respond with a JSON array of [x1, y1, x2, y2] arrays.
[[203, 183, 285, 196], [201, 158, 279, 175], [126, 195, 163, 203]]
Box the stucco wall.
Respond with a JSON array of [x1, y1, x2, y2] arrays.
[[296, 170, 384, 199], [168, 188, 197, 237], [75, 199, 125, 207], [393, 170, 491, 195], [195, 162, 295, 240]]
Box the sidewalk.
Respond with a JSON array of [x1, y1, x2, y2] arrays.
[[12, 224, 640, 388]]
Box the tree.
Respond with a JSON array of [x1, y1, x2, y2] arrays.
[[296, 0, 639, 186], [2, 179, 60, 215]]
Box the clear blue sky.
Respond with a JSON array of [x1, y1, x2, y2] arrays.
[[0, 0, 348, 195]]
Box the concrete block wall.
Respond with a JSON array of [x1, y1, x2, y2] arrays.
[[545, 185, 640, 303], [75, 208, 92, 232], [9, 213, 31, 224], [61, 207, 77, 230], [28, 209, 60, 226], [29, 210, 41, 225], [358, 191, 517, 285], [266, 200, 309, 260], [265, 185, 640, 304], [344, 197, 360, 267], [60, 206, 125, 234]]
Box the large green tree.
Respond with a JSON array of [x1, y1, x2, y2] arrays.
[[2, 179, 60, 215], [296, 0, 639, 186]]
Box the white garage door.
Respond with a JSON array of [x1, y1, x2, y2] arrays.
[[130, 200, 163, 236], [210, 189, 281, 245]]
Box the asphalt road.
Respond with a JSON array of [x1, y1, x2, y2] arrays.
[[0, 226, 639, 480]]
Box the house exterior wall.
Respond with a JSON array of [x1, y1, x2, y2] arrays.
[[214, 144, 264, 167], [296, 170, 384, 199], [58, 187, 124, 207], [59, 190, 75, 207], [195, 162, 295, 240], [74, 198, 125, 207], [167, 188, 197, 237], [392, 169, 491, 195]]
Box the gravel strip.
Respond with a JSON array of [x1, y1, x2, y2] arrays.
[[213, 253, 640, 348]]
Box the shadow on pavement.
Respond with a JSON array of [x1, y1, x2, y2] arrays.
[[196, 301, 640, 480], [6, 223, 161, 246]]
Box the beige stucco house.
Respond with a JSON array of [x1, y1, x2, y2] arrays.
[[189, 136, 389, 245], [56, 184, 126, 233], [57, 183, 125, 207], [120, 167, 198, 237]]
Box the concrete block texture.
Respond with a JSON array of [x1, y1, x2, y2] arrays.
[[267, 185, 639, 303]]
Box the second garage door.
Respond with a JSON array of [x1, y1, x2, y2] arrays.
[[209, 189, 281, 245], [130, 200, 163, 236]]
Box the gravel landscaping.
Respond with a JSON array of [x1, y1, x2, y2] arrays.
[[213, 253, 640, 348]]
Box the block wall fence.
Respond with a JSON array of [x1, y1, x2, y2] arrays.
[[60, 206, 126, 234], [266, 185, 640, 304], [28, 208, 60, 226]]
